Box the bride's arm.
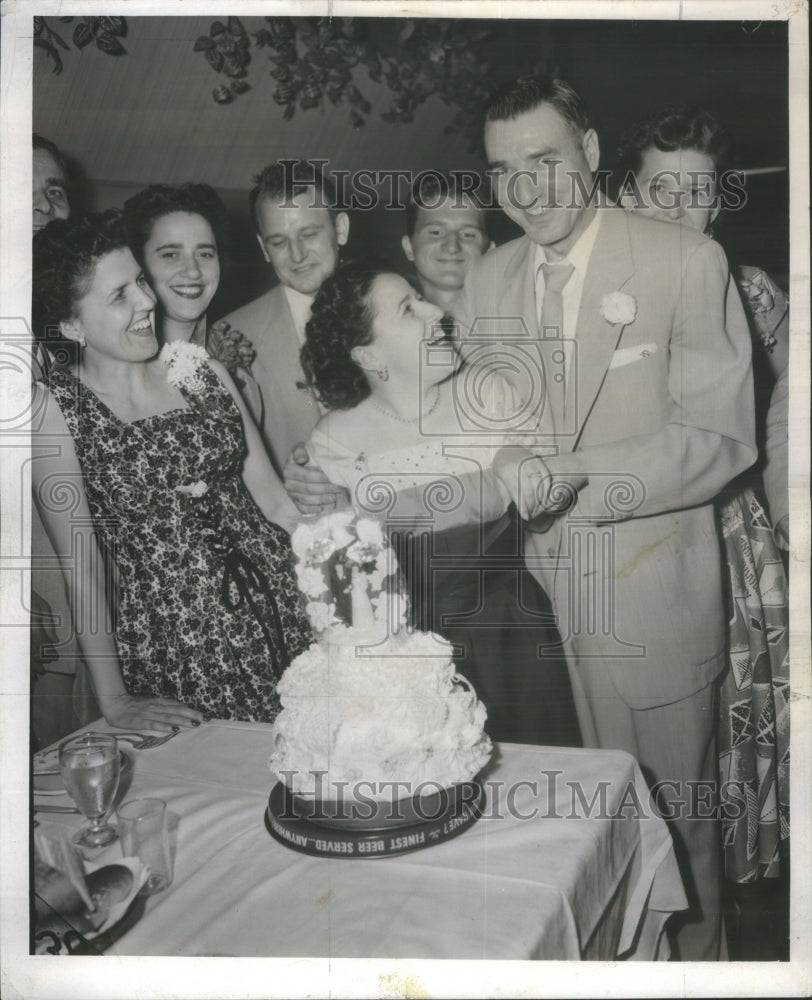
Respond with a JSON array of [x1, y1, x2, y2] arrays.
[[32, 386, 203, 730], [207, 360, 300, 532]]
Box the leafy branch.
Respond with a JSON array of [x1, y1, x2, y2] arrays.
[[193, 16, 251, 104], [34, 16, 127, 75], [194, 16, 555, 148]]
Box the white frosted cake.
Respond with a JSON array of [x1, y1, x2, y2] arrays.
[[268, 510, 492, 804]]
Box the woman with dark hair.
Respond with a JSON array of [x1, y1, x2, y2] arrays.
[[32, 212, 311, 728], [299, 259, 580, 747], [124, 183, 262, 422], [618, 106, 790, 890]]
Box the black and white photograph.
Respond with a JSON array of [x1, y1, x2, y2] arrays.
[[1, 1, 809, 997]]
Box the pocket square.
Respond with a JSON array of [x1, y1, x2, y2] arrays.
[[609, 343, 659, 370]]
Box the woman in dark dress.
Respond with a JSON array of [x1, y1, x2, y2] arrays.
[[32, 212, 311, 729], [300, 259, 580, 747]]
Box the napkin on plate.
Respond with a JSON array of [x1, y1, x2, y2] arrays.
[[34, 826, 150, 939]]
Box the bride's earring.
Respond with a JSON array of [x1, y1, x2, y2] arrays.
[[377, 366, 389, 382], [77, 334, 87, 348]]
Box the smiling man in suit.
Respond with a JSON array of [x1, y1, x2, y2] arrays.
[[455, 76, 756, 960], [218, 162, 349, 509]]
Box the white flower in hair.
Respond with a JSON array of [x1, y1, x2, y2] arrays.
[[600, 291, 637, 326], [160, 341, 209, 393]]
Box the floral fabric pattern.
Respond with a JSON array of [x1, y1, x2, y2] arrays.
[[46, 361, 311, 722], [735, 265, 788, 355], [717, 487, 789, 881]]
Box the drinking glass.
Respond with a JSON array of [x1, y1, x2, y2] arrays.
[[58, 733, 121, 848], [116, 798, 173, 895]]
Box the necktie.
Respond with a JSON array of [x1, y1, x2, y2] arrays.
[[538, 261, 574, 339], [537, 262, 574, 432]]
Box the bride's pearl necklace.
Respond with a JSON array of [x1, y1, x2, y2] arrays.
[[367, 384, 441, 424]]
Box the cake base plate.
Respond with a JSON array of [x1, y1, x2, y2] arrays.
[[265, 780, 484, 859]]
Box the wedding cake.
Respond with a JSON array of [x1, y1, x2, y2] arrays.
[[266, 510, 492, 855]]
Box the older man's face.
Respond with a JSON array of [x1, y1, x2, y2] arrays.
[[255, 191, 348, 296], [33, 147, 69, 233], [485, 102, 599, 258]]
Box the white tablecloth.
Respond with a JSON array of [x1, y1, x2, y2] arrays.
[[34, 720, 687, 960]]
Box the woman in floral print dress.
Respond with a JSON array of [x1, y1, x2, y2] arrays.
[[32, 212, 311, 729], [618, 106, 790, 885]]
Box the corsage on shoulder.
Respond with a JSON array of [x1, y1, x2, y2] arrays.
[[207, 320, 256, 374], [600, 291, 637, 326], [160, 341, 210, 394]]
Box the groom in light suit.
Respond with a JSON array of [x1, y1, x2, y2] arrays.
[[455, 77, 756, 959]]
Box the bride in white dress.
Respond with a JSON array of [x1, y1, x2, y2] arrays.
[[298, 259, 580, 747]]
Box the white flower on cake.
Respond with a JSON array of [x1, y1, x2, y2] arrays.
[[291, 519, 336, 565], [345, 540, 380, 565], [160, 341, 209, 393], [304, 600, 339, 632], [290, 520, 319, 559], [297, 565, 328, 599], [355, 517, 384, 546], [600, 291, 637, 326], [328, 508, 357, 549]]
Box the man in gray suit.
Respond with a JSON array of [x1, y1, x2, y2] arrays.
[[455, 76, 756, 959], [218, 163, 348, 510]]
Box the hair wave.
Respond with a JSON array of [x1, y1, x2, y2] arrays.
[[301, 259, 396, 411]]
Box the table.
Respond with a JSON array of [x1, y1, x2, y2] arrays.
[[33, 720, 687, 960]]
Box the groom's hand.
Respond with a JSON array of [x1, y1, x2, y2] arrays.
[[493, 447, 549, 521], [283, 444, 350, 514], [494, 447, 586, 522]]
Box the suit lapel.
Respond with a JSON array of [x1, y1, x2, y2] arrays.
[[500, 238, 539, 340], [565, 209, 635, 453]]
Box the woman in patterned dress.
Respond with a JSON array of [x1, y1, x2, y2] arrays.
[[124, 183, 263, 424], [618, 106, 790, 887], [32, 212, 312, 729]]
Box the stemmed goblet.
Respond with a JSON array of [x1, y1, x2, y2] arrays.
[[58, 733, 121, 848]]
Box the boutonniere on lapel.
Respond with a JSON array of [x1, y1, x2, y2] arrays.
[[160, 341, 209, 394], [600, 291, 638, 326]]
